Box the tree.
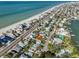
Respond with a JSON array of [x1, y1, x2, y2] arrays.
[[39, 51, 56, 58], [48, 43, 53, 51]]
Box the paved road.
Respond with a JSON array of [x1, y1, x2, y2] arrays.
[[0, 24, 39, 57], [47, 18, 61, 41], [0, 12, 52, 57], [0, 2, 79, 57], [47, 6, 63, 41]]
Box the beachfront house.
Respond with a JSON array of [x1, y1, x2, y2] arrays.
[[6, 32, 16, 39]]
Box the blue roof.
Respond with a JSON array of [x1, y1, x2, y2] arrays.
[[21, 24, 28, 30], [0, 35, 14, 44]]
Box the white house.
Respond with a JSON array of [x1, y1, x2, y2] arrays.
[[18, 41, 25, 47], [53, 38, 63, 45], [11, 44, 22, 52], [56, 28, 68, 36]]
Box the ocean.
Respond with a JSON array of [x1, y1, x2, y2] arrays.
[[0, 1, 66, 29]]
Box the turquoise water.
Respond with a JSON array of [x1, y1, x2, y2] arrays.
[[70, 20, 79, 46], [0, 1, 66, 29]]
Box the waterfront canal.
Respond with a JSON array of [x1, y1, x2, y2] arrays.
[[70, 18, 79, 47]]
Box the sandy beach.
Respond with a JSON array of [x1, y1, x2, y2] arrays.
[[0, 3, 62, 33]]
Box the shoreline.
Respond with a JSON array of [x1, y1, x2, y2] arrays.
[[0, 3, 64, 33]]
